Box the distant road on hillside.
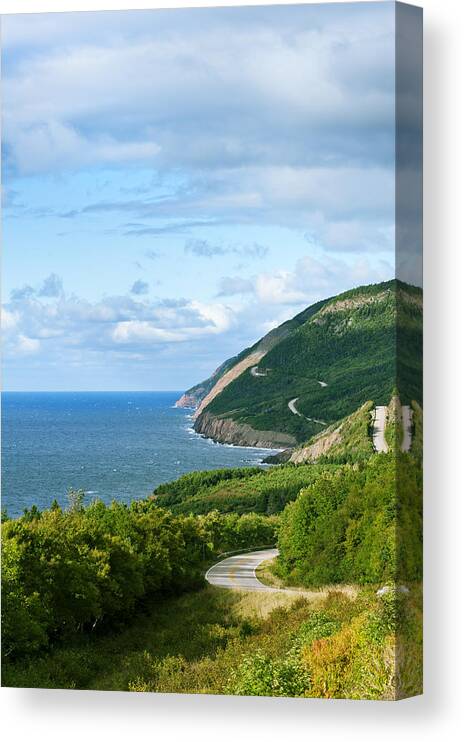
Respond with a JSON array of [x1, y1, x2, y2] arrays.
[[372, 406, 388, 452], [401, 405, 413, 452], [250, 365, 267, 377], [288, 397, 326, 425]]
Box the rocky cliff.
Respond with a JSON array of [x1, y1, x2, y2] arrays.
[[175, 391, 204, 409], [194, 411, 296, 449]]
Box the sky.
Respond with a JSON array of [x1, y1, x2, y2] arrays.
[[2, 2, 401, 391]]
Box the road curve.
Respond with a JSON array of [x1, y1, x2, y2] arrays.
[[288, 397, 301, 416], [205, 548, 279, 591], [288, 397, 326, 426]]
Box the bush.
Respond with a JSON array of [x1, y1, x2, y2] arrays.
[[228, 650, 310, 698], [277, 454, 422, 587], [1, 498, 278, 661]]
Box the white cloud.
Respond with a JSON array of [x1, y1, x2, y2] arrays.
[[1, 308, 19, 330], [16, 334, 40, 355], [112, 322, 185, 344], [2, 289, 236, 361], [190, 301, 235, 335], [254, 254, 393, 306], [3, 6, 395, 176], [111, 301, 234, 345], [256, 271, 304, 305], [8, 120, 160, 174], [2, 6, 398, 259], [217, 276, 254, 297], [185, 239, 269, 259]]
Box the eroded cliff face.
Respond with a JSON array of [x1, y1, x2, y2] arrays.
[[194, 411, 296, 449], [174, 392, 203, 409], [289, 426, 342, 463], [193, 351, 266, 419]]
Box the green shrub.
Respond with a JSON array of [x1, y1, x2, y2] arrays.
[[228, 650, 310, 697], [277, 454, 422, 586], [1, 498, 278, 661]]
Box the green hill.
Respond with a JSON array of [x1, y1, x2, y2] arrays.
[[289, 400, 375, 464], [152, 463, 340, 515], [184, 280, 422, 446]]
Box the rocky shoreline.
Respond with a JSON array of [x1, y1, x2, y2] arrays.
[[193, 410, 296, 449], [174, 392, 200, 409]]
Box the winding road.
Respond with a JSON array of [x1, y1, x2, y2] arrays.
[[288, 397, 302, 416], [288, 397, 326, 425], [372, 406, 388, 453], [205, 548, 280, 591]]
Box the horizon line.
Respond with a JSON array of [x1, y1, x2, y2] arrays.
[[1, 389, 185, 394]]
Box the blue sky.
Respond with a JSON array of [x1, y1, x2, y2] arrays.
[[2, 2, 399, 391]]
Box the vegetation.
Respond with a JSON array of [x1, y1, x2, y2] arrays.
[[153, 463, 340, 515], [3, 451, 422, 697], [3, 582, 422, 700], [193, 280, 422, 443], [410, 400, 423, 461], [1, 279, 423, 698], [153, 466, 265, 508], [290, 400, 375, 464], [276, 454, 422, 587], [182, 297, 331, 406], [384, 395, 403, 452], [1, 495, 278, 661]]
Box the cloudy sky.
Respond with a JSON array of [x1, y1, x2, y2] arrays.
[[2, 2, 398, 391]]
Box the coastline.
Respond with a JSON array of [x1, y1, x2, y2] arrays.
[[193, 410, 297, 450], [183, 410, 285, 457], [2, 392, 282, 518]]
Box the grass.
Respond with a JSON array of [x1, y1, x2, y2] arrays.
[[3, 580, 422, 700], [256, 558, 359, 601], [255, 558, 286, 589]]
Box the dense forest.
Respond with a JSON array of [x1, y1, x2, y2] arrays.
[[153, 464, 340, 514], [276, 454, 422, 586]]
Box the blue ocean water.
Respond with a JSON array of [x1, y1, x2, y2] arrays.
[[1, 392, 279, 518]]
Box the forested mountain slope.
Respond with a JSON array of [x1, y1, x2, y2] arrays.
[[177, 280, 422, 447]]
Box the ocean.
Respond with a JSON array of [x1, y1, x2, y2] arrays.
[[1, 391, 279, 518]]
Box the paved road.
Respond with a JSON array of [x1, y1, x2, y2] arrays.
[[250, 365, 267, 377], [401, 405, 413, 452], [288, 397, 326, 425], [288, 397, 301, 416], [372, 405, 388, 452], [205, 548, 280, 591]]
